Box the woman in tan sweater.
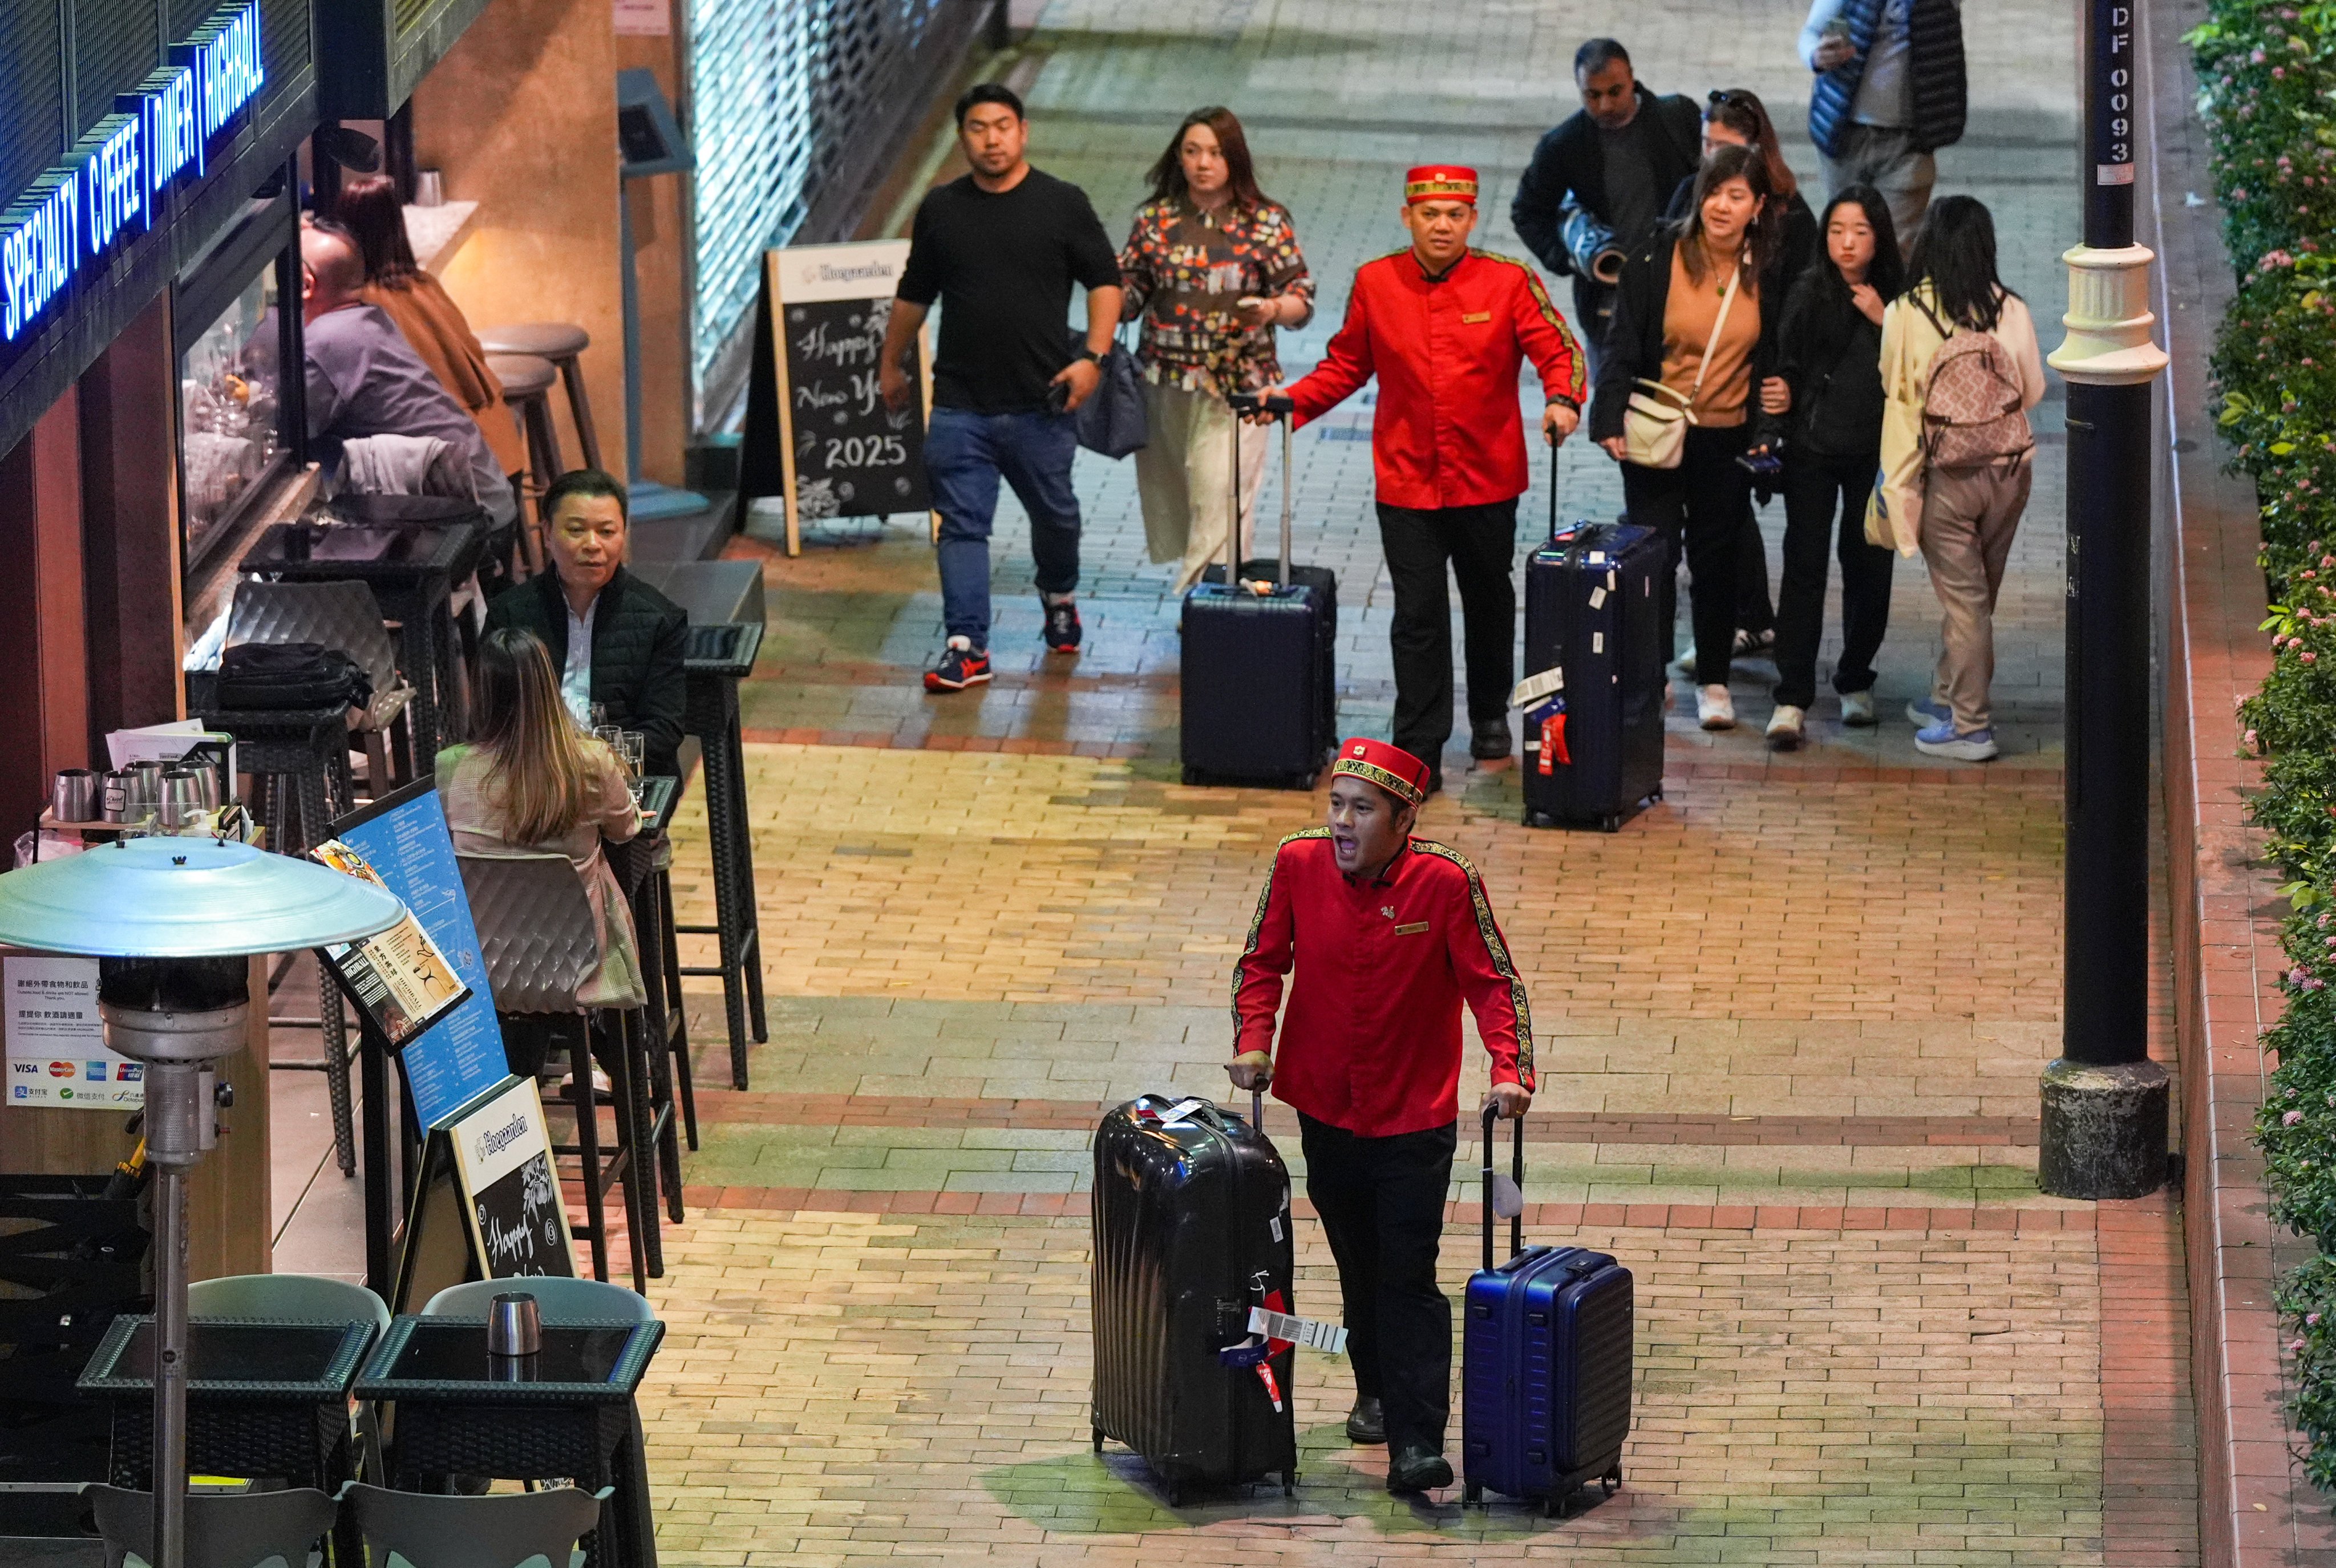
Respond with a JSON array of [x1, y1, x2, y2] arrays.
[[333, 173, 525, 479], [1589, 145, 1794, 730]]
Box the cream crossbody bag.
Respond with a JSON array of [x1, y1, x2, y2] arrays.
[[1622, 260, 1742, 471]]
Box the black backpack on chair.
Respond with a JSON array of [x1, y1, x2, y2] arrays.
[[214, 643, 373, 711]]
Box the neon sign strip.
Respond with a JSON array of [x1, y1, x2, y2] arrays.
[[0, 1, 264, 345]]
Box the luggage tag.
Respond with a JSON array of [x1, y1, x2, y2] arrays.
[[1524, 696, 1570, 772], [1139, 1097, 1208, 1128], [1246, 1306, 1349, 1355], [1218, 1286, 1299, 1410]]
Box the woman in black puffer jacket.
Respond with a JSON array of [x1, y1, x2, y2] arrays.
[[1762, 184, 1904, 750]]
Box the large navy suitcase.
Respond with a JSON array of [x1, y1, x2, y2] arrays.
[[1090, 1092, 1299, 1505], [1461, 1108, 1634, 1517], [1520, 496, 1667, 832], [1180, 412, 1335, 788]]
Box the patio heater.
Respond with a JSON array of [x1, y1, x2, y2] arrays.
[[0, 839, 402, 1568]]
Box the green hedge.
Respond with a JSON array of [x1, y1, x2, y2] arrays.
[[2197, 0, 2336, 1492]]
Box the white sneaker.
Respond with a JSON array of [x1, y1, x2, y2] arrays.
[[1697, 686, 1735, 730], [1840, 690, 1876, 727], [1676, 648, 1697, 678], [1766, 703, 1805, 751]]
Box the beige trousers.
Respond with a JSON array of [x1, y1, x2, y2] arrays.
[[1918, 454, 2033, 734], [1135, 379, 1269, 592]]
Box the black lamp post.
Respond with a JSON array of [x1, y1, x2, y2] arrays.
[[2039, 0, 2173, 1197]]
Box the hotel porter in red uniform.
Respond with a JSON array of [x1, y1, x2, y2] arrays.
[[1277, 167, 1588, 782]]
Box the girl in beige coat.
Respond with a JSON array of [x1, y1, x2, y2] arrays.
[[1874, 196, 2046, 761]]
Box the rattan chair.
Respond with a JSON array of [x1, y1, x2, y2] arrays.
[[455, 852, 653, 1289], [337, 1481, 606, 1568], [419, 1277, 651, 1322], [87, 1484, 334, 1568], [228, 578, 415, 800]]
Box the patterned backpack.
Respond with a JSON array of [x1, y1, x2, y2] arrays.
[[1920, 307, 2032, 470]]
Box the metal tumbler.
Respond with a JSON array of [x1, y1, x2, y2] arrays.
[[100, 770, 137, 823], [485, 1291, 542, 1357], [157, 769, 208, 828], [51, 769, 98, 823], [128, 760, 167, 813]]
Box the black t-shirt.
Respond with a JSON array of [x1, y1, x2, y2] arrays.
[[896, 168, 1121, 413], [1598, 116, 1662, 253]]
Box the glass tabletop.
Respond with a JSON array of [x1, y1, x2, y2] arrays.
[[79, 1318, 374, 1395], [356, 1318, 661, 1403], [240, 520, 472, 582]]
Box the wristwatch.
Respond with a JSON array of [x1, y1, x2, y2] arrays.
[[1078, 348, 1104, 365]]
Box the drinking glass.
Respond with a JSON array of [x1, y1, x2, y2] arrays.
[[594, 725, 627, 768], [618, 732, 645, 779]]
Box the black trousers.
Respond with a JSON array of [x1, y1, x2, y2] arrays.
[[1734, 501, 1776, 635], [1572, 277, 1616, 376], [1774, 447, 1896, 710], [1620, 424, 1752, 686], [1375, 499, 1519, 768], [1299, 1112, 1459, 1455]]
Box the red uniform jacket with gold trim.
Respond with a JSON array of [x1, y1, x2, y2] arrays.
[[1233, 830, 1533, 1137], [1285, 248, 1586, 511]]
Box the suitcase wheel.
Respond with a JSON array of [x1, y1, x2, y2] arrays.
[[1182, 766, 1200, 786], [1164, 1482, 1183, 1509], [1463, 1481, 1482, 1505], [1602, 1466, 1622, 1497], [1284, 1469, 1298, 1497], [1601, 813, 1622, 833], [1091, 1428, 1104, 1453], [1546, 1492, 1572, 1520]]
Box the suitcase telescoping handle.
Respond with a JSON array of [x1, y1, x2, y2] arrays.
[[1481, 1103, 1525, 1271], [1225, 392, 1297, 590], [1253, 1087, 1265, 1133]]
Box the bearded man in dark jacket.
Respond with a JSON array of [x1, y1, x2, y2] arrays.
[[1509, 38, 1702, 367], [484, 468, 688, 779]]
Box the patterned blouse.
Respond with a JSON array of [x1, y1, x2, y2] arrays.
[[1117, 196, 1314, 396]]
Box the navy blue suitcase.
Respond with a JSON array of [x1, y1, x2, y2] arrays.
[[1460, 1108, 1634, 1517], [1090, 1091, 1299, 1504], [1180, 415, 1335, 788], [1520, 500, 1667, 832]]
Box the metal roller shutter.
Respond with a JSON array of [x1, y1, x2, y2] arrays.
[[75, 2, 162, 142], [0, 0, 62, 209]]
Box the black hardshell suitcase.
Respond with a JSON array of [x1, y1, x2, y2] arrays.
[[1180, 412, 1336, 787], [1520, 489, 1667, 832], [1090, 1092, 1299, 1504], [1460, 1109, 1634, 1517]]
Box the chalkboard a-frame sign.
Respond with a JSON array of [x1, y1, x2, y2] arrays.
[[741, 239, 937, 557]]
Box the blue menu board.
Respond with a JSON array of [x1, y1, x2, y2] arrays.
[[334, 787, 510, 1130]]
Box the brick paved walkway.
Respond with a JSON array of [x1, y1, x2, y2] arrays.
[[633, 1, 2200, 1562]]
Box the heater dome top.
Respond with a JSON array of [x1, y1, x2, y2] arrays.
[[0, 837, 403, 958]]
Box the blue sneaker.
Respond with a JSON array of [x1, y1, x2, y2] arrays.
[[1914, 719, 1999, 761], [1905, 696, 1951, 728]]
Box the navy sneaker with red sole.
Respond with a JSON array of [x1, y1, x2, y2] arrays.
[[1042, 597, 1083, 654], [924, 644, 993, 692]]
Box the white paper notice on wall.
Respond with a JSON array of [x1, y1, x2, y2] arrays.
[[613, 0, 669, 35], [5, 957, 143, 1110]]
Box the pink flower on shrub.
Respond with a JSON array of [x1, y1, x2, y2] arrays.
[[2288, 1109, 2306, 1125]]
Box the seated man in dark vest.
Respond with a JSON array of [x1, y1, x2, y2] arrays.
[[484, 468, 687, 779]]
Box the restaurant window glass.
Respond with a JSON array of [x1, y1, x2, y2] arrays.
[[179, 267, 287, 561], [175, 182, 302, 572]]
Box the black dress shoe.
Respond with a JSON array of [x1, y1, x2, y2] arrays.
[[1386, 1444, 1453, 1493], [1345, 1396, 1386, 1445], [1470, 718, 1513, 761]]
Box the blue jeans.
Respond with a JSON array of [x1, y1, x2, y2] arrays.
[[925, 406, 1083, 647]]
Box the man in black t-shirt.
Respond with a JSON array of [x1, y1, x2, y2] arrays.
[[1508, 39, 1701, 366], [880, 84, 1124, 692]]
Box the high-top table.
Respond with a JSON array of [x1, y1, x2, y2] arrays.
[[356, 1316, 662, 1568]]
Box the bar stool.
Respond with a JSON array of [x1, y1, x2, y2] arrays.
[[606, 832, 690, 1237], [489, 353, 559, 578], [678, 623, 767, 1089], [456, 849, 654, 1289], [479, 323, 602, 472]]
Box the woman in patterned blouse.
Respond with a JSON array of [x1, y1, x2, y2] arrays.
[[1117, 107, 1315, 590]]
